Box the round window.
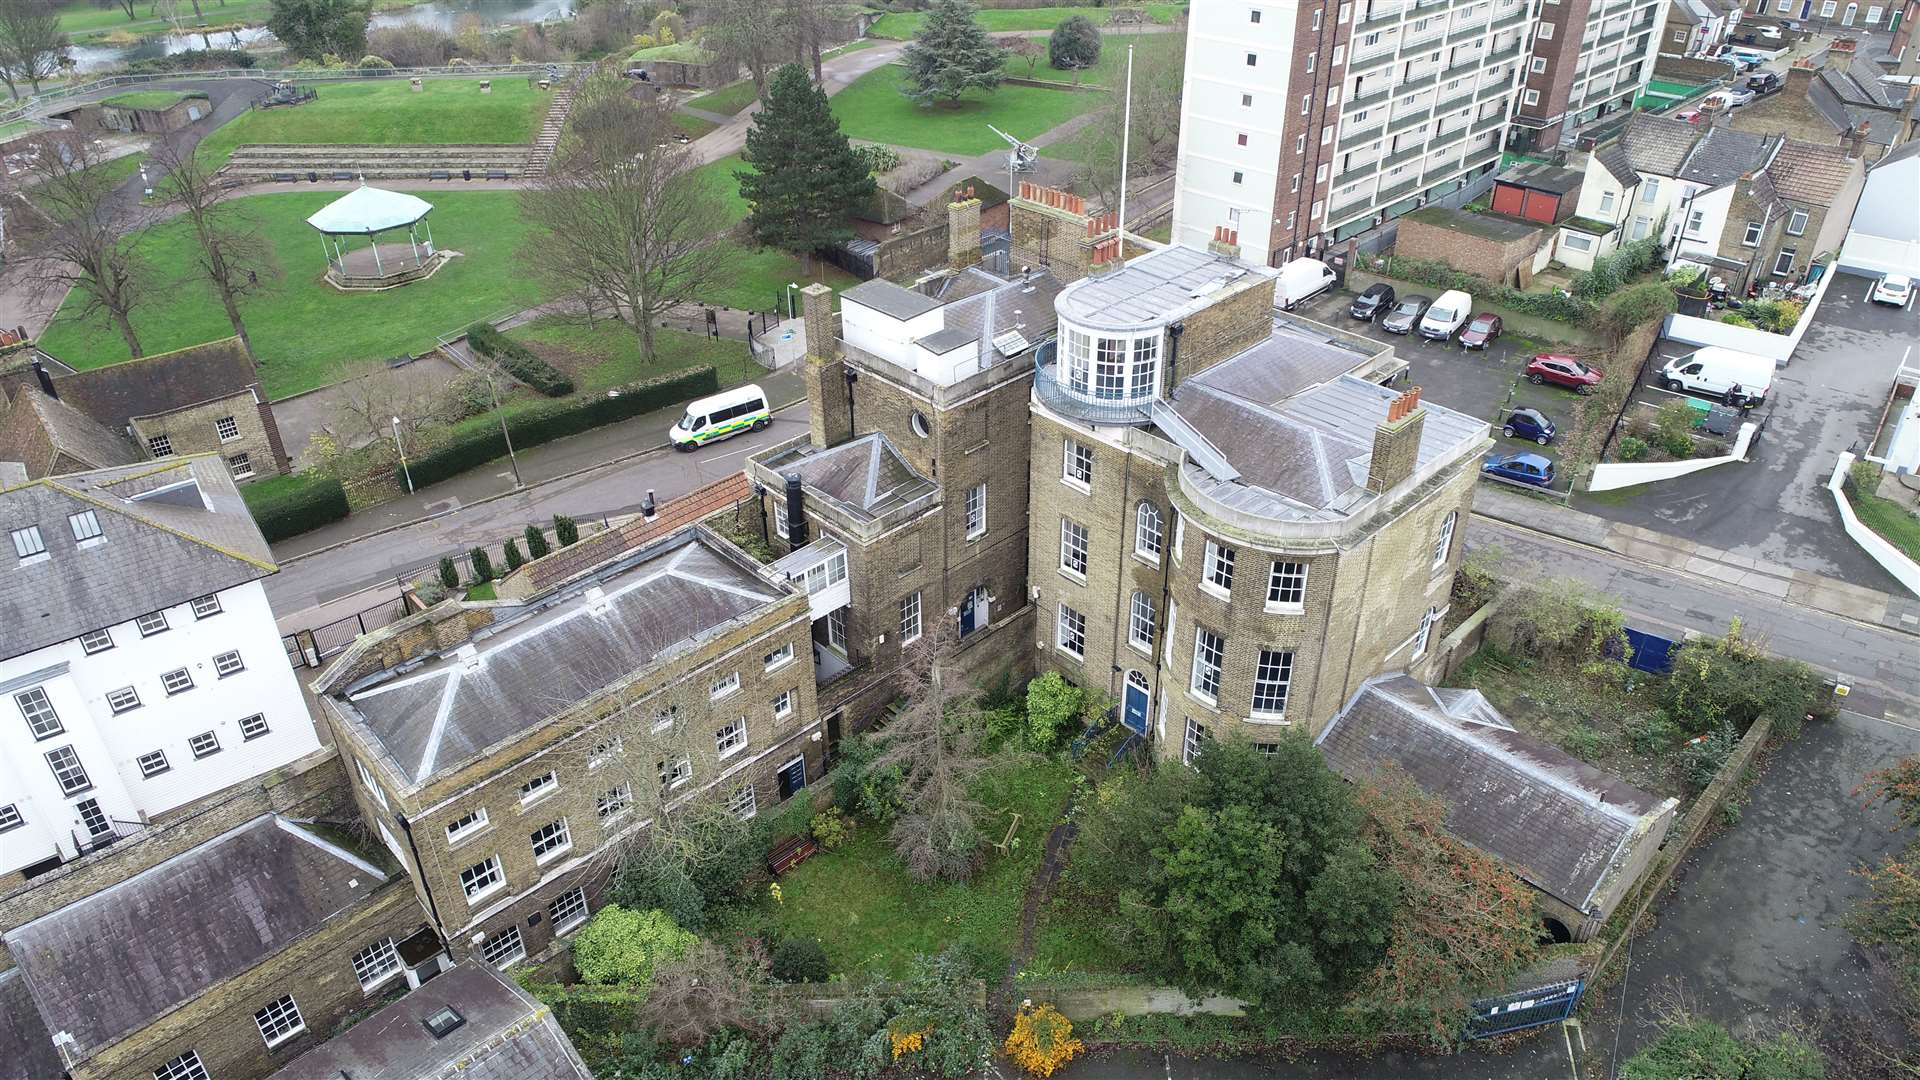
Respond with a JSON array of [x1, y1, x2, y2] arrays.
[[911, 411, 931, 438]]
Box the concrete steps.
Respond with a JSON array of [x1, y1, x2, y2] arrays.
[[527, 71, 585, 177], [222, 143, 532, 181]]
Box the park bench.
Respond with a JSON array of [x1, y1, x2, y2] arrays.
[[330, 170, 353, 181], [272, 171, 297, 182], [989, 810, 1022, 857], [767, 835, 818, 877], [428, 169, 450, 181], [486, 169, 510, 181]]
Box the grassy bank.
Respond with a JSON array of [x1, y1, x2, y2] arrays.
[[1852, 483, 1920, 562], [195, 77, 551, 169], [830, 67, 1096, 155]]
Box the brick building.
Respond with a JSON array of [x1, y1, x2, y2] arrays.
[[313, 526, 823, 972], [1708, 137, 1863, 288], [1729, 43, 1919, 162], [1395, 205, 1551, 286], [0, 339, 290, 485]]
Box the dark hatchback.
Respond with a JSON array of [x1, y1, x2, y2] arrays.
[[1379, 295, 1431, 335], [1501, 407, 1556, 444], [1350, 283, 1396, 321], [1458, 313, 1503, 349]]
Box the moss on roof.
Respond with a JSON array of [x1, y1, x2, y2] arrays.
[[1406, 205, 1542, 243]]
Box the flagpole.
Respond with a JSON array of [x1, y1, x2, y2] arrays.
[[1117, 43, 1134, 266]]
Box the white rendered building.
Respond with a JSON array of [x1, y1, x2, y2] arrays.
[[0, 456, 320, 879]]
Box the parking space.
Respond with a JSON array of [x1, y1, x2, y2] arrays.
[[1576, 272, 1916, 591], [1294, 287, 1600, 485]]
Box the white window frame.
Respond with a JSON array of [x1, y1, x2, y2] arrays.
[[146, 434, 173, 458], [1742, 221, 1763, 246], [240, 712, 270, 740], [191, 594, 222, 618], [1128, 591, 1156, 653], [1202, 541, 1236, 598], [773, 689, 794, 721], [651, 704, 678, 735], [1266, 561, 1308, 613], [588, 734, 622, 768], [763, 643, 794, 671], [215, 414, 240, 441], [162, 668, 194, 695], [253, 994, 306, 1048], [214, 650, 244, 677], [11, 525, 45, 560], [107, 686, 141, 714], [709, 671, 740, 700], [965, 481, 987, 539], [728, 783, 759, 821], [79, 628, 113, 653], [446, 808, 491, 845], [0, 804, 20, 833], [715, 715, 749, 759], [1059, 518, 1089, 579], [598, 782, 634, 821], [550, 887, 590, 934], [16, 687, 62, 739], [189, 731, 220, 758], [1182, 717, 1211, 766], [137, 750, 169, 777], [68, 510, 102, 542], [1251, 649, 1295, 719], [137, 611, 169, 636], [460, 855, 506, 902], [154, 1051, 210, 1080], [228, 453, 254, 481], [1056, 603, 1087, 659], [1785, 209, 1808, 236], [899, 591, 922, 644], [356, 758, 389, 810], [530, 818, 573, 864], [1134, 501, 1163, 562], [480, 926, 526, 969], [1062, 438, 1094, 490], [1412, 606, 1441, 660], [1190, 628, 1225, 704], [352, 937, 403, 991], [659, 756, 693, 792], [46, 745, 90, 795], [1431, 511, 1458, 573], [518, 771, 558, 805]]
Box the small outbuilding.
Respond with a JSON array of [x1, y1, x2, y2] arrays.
[[306, 184, 447, 290], [1491, 161, 1586, 225]]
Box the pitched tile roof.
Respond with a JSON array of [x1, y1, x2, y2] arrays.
[[268, 963, 592, 1080], [0, 456, 276, 662], [340, 531, 788, 784], [1763, 139, 1856, 205], [1594, 140, 1639, 187], [48, 337, 259, 430], [1678, 126, 1778, 188], [1317, 674, 1676, 911], [0, 969, 63, 1080], [1618, 113, 1706, 179], [777, 432, 936, 521], [4, 390, 142, 475], [1, 816, 389, 1058]]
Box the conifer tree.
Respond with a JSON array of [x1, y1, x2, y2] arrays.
[[901, 0, 1006, 107], [736, 63, 876, 260]]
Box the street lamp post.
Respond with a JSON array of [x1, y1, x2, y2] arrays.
[[785, 282, 801, 321], [392, 416, 415, 494], [485, 371, 524, 488]]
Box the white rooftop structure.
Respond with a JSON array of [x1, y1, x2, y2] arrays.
[[305, 185, 434, 235]]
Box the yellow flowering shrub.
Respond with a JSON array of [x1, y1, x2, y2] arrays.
[[888, 1022, 928, 1061], [1004, 1003, 1084, 1077]]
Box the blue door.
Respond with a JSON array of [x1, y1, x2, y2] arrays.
[[1122, 671, 1150, 735]]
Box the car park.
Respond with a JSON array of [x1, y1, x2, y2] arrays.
[[1459, 313, 1503, 350], [1380, 294, 1432, 335], [1482, 452, 1556, 487], [1526, 353, 1604, 393], [1419, 290, 1473, 341], [1871, 274, 1913, 307], [1276, 258, 1338, 311], [1501, 407, 1556, 445], [1349, 282, 1396, 321]]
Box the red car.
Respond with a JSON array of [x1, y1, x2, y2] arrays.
[[1459, 313, 1502, 350], [1526, 353, 1604, 394]]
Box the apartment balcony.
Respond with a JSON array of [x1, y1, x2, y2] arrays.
[[1434, 89, 1477, 116], [1404, 28, 1445, 49], [1443, 53, 1486, 79], [1389, 106, 1433, 133], [1343, 85, 1393, 114], [72, 818, 146, 858], [1350, 47, 1398, 74], [1381, 142, 1429, 168], [1478, 80, 1515, 100], [1329, 190, 1375, 222], [1491, 6, 1529, 31], [1429, 125, 1468, 150], [1472, 111, 1508, 134], [1340, 122, 1386, 150], [1399, 71, 1440, 95], [1335, 157, 1383, 186], [1463, 144, 1502, 169], [1485, 43, 1522, 65], [1376, 177, 1421, 203], [1447, 18, 1493, 43], [1356, 1, 1410, 29]]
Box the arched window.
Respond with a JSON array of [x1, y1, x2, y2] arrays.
[[1135, 501, 1163, 560], [1430, 510, 1458, 572]]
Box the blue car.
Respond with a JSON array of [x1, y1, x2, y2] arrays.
[[1501, 407, 1556, 445], [1482, 452, 1556, 487]]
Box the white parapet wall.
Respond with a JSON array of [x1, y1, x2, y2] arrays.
[[1661, 267, 1835, 367], [1588, 421, 1757, 492], [1827, 451, 1920, 600]]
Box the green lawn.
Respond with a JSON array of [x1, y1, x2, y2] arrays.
[[1003, 33, 1181, 87], [687, 152, 861, 311], [195, 78, 551, 170], [508, 317, 766, 394], [690, 152, 752, 226], [830, 67, 1099, 155], [37, 191, 544, 399], [101, 90, 203, 110], [671, 111, 718, 140], [685, 79, 759, 116], [0, 119, 37, 142], [823, 38, 881, 60], [1852, 486, 1920, 562], [870, 4, 1185, 38], [716, 759, 1074, 979]]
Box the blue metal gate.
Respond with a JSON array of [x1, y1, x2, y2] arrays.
[[1465, 979, 1585, 1040]]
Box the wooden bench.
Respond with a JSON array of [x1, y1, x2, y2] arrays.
[[486, 169, 511, 181], [428, 169, 450, 181], [768, 835, 818, 876], [272, 171, 297, 182], [989, 810, 1022, 856], [330, 170, 353, 181]]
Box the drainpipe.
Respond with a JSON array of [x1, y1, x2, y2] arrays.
[[395, 813, 448, 941]]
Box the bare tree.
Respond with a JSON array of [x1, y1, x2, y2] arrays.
[[871, 626, 994, 884], [703, 0, 778, 98], [1071, 33, 1185, 214], [638, 938, 772, 1048], [0, 0, 69, 95], [518, 69, 729, 363], [90, 0, 138, 20], [14, 133, 155, 357], [779, 0, 830, 83], [146, 136, 279, 360]]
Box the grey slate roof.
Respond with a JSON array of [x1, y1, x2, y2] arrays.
[[49, 336, 258, 429], [1498, 161, 1583, 196], [843, 279, 943, 320], [1807, 79, 1896, 148], [0, 456, 275, 662], [1618, 113, 1705, 178], [777, 432, 936, 522], [1677, 127, 1778, 188], [939, 267, 1062, 362], [2, 816, 389, 1058], [0, 969, 62, 1080], [1317, 674, 1675, 911], [342, 532, 785, 784], [1594, 140, 1640, 188], [0, 389, 142, 475], [268, 962, 591, 1080], [916, 327, 978, 353], [1056, 244, 1277, 331]]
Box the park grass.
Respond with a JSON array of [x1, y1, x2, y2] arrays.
[[0, 119, 38, 142], [702, 241, 859, 313], [464, 581, 498, 601], [1002, 32, 1182, 87], [101, 89, 205, 110], [690, 152, 752, 226], [37, 191, 543, 399], [869, 3, 1185, 39], [684, 79, 759, 116], [670, 111, 718, 140], [823, 38, 881, 60], [716, 758, 1074, 979], [1851, 485, 1920, 562], [508, 317, 766, 394], [194, 77, 551, 170], [830, 67, 1098, 156]]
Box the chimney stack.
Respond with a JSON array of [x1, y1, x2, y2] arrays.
[[1207, 225, 1241, 259], [31, 360, 56, 400], [1847, 119, 1869, 159], [1825, 38, 1857, 71], [947, 185, 983, 269], [1366, 386, 1426, 494]]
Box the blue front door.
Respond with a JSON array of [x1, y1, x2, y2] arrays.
[[1122, 673, 1149, 735]]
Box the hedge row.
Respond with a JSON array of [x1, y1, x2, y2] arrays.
[[1380, 256, 1596, 323], [466, 322, 574, 397], [241, 474, 350, 543], [404, 365, 721, 489]]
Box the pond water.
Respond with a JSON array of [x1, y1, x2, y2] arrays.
[[68, 0, 575, 72]]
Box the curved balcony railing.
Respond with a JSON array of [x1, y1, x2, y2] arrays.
[[1032, 342, 1152, 427]]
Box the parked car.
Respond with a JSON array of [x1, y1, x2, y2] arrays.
[[1482, 452, 1556, 487], [1746, 72, 1782, 95], [1757, 24, 1784, 40], [1349, 282, 1396, 321], [1526, 353, 1605, 393], [1458, 313, 1503, 349], [1501, 407, 1556, 445], [1705, 87, 1756, 109], [1675, 108, 1706, 124], [1380, 294, 1432, 335], [1870, 274, 1913, 307], [1418, 290, 1473, 341]]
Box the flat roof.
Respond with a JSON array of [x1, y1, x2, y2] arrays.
[[843, 278, 943, 320], [1055, 244, 1276, 332], [338, 531, 787, 785]]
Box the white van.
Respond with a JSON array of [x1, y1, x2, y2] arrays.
[[1418, 289, 1473, 341], [1275, 258, 1337, 311], [670, 384, 771, 450], [1658, 346, 1774, 406]]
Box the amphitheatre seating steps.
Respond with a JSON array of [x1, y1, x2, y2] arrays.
[[221, 144, 532, 181]]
